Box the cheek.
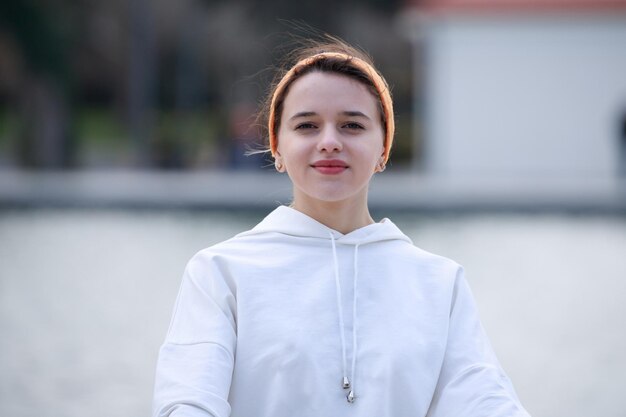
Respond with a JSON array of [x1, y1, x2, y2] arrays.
[[275, 130, 287, 158], [369, 136, 386, 160], [275, 133, 300, 167]]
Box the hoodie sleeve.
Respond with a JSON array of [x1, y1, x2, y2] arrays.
[[426, 267, 531, 417], [153, 252, 237, 417]]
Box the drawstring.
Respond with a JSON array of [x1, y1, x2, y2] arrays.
[[349, 244, 359, 403], [330, 234, 349, 393], [329, 232, 360, 403]]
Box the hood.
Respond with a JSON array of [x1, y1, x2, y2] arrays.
[[238, 205, 412, 246], [237, 205, 412, 404]]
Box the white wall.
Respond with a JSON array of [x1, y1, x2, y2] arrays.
[[421, 14, 626, 179]]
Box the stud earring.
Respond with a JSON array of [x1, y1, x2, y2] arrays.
[[275, 161, 284, 172], [375, 158, 386, 172]]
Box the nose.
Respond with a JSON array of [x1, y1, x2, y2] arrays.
[[316, 126, 343, 153]]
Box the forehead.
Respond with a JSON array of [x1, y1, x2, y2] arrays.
[[282, 71, 379, 116]]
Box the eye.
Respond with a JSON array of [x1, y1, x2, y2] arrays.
[[343, 122, 364, 130], [295, 122, 317, 130]]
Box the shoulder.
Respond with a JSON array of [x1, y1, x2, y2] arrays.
[[387, 237, 462, 277], [362, 236, 463, 303], [183, 228, 271, 279], [186, 233, 249, 264], [373, 217, 461, 274]]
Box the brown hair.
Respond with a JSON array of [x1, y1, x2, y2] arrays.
[[258, 37, 395, 163]]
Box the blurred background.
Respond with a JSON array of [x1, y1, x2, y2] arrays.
[[1, 0, 626, 416]]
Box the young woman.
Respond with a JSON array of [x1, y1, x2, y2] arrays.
[[152, 39, 531, 417]]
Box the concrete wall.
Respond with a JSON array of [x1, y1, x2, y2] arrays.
[[418, 13, 626, 179]]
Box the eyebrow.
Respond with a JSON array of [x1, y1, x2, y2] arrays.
[[289, 111, 371, 121], [289, 111, 317, 121]]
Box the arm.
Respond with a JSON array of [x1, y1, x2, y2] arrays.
[[153, 253, 237, 417], [427, 267, 531, 417]]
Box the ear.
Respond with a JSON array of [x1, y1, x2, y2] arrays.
[[274, 154, 286, 173], [374, 155, 386, 173]]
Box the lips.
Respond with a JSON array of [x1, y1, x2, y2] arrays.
[[311, 159, 348, 175]]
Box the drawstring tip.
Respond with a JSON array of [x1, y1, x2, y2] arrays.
[[342, 376, 351, 389], [347, 390, 355, 403]]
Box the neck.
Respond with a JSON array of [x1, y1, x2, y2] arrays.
[[290, 193, 375, 235]]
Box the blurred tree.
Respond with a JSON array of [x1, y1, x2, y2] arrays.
[[0, 0, 415, 170], [0, 0, 77, 168], [128, 0, 157, 167]]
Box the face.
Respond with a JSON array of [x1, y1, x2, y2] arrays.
[[275, 71, 385, 208]]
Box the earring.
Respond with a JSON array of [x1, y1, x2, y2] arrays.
[[376, 156, 386, 172], [275, 161, 284, 172]]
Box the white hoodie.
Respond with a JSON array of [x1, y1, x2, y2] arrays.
[[153, 206, 530, 417]]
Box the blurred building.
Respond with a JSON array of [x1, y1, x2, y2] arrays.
[[402, 0, 626, 181]]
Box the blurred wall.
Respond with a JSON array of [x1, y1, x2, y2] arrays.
[[403, 3, 626, 179]]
